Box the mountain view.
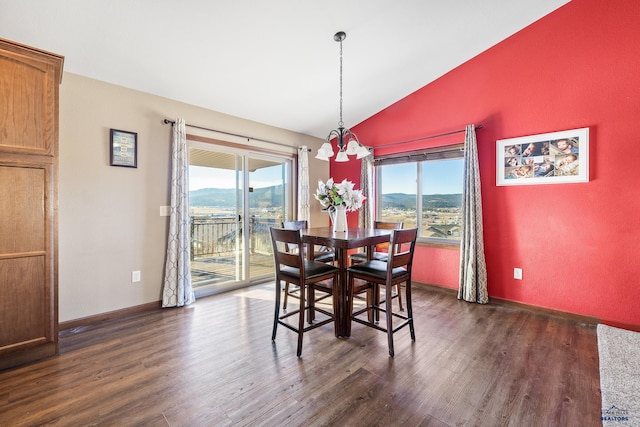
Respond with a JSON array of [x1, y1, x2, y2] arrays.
[[190, 186, 284, 208], [190, 186, 461, 209], [382, 193, 462, 210]]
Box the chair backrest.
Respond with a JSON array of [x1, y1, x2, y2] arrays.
[[387, 228, 418, 273], [282, 220, 308, 252], [270, 227, 304, 273], [283, 220, 308, 230], [374, 221, 403, 230], [373, 221, 403, 252]]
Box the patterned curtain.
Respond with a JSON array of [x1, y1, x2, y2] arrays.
[[162, 118, 195, 307], [297, 146, 310, 224], [359, 155, 374, 228], [458, 124, 488, 303]]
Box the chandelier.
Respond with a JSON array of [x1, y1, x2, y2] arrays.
[[315, 31, 371, 162]]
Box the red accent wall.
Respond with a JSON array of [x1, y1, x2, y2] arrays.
[[331, 0, 640, 327]]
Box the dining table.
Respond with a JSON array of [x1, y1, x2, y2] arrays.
[[300, 227, 393, 338]]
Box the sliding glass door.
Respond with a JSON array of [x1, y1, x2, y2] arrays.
[[188, 141, 292, 296], [247, 157, 289, 282]]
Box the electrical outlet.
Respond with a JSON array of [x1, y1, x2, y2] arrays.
[[132, 271, 141, 282], [160, 206, 171, 216], [514, 268, 523, 280]]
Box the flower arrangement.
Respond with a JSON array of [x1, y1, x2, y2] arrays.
[[314, 178, 366, 212]]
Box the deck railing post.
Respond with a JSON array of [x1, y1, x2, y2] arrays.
[[190, 217, 195, 261], [250, 215, 256, 254]]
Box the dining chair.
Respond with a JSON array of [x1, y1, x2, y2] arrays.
[[349, 221, 404, 263], [282, 220, 335, 310], [270, 227, 339, 357], [349, 221, 404, 311], [347, 228, 418, 357], [282, 220, 335, 262]]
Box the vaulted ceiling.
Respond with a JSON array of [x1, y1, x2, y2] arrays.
[[0, 1, 569, 139]]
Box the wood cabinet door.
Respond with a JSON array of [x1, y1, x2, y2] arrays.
[[0, 39, 62, 370], [0, 165, 57, 369], [0, 41, 61, 156]]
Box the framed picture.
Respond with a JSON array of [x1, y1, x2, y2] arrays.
[[496, 127, 589, 186], [110, 129, 137, 168]]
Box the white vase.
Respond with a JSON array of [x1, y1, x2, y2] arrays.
[[330, 205, 348, 233]]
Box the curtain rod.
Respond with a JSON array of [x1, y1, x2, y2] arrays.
[[374, 125, 483, 149], [162, 119, 311, 152]]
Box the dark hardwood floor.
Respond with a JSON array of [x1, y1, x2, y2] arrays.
[[0, 284, 602, 426]]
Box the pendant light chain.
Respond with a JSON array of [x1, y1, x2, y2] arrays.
[[339, 35, 344, 128], [315, 30, 371, 162]]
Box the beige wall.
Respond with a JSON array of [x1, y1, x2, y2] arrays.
[[59, 72, 328, 322]]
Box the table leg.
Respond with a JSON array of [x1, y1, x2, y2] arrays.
[[336, 247, 349, 337]]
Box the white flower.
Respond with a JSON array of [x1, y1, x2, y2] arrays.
[[314, 178, 365, 212]]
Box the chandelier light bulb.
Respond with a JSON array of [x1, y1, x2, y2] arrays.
[[335, 150, 349, 162]]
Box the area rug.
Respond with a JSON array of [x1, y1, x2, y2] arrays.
[[598, 324, 640, 426]]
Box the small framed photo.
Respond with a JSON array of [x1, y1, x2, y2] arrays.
[[110, 129, 137, 168], [496, 127, 589, 186]]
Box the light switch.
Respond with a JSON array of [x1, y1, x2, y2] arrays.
[[514, 268, 523, 280]]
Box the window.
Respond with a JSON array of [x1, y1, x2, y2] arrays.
[[375, 145, 463, 245]]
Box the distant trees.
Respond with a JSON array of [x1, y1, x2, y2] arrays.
[[190, 185, 284, 208], [381, 193, 462, 210]]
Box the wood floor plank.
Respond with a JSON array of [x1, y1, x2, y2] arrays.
[[0, 283, 601, 426]]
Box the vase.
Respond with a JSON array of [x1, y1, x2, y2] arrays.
[[330, 205, 348, 233]]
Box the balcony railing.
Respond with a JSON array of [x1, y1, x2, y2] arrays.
[[190, 215, 278, 259]]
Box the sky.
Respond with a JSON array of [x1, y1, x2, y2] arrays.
[[381, 159, 464, 195], [189, 164, 286, 191]]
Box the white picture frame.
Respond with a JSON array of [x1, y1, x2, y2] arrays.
[[496, 127, 589, 186]]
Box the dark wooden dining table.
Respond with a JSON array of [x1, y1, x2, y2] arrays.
[[301, 227, 393, 338]]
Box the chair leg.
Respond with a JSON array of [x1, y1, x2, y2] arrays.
[[366, 288, 374, 323], [272, 280, 281, 341], [307, 284, 315, 324], [297, 284, 305, 357], [347, 276, 355, 337], [332, 278, 340, 338], [374, 283, 381, 323], [385, 284, 394, 357], [406, 280, 415, 341], [283, 282, 289, 310], [395, 284, 404, 311]]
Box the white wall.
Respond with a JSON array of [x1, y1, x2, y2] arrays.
[[58, 73, 328, 322]]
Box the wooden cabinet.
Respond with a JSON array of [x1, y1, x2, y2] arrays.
[[0, 39, 64, 370]]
